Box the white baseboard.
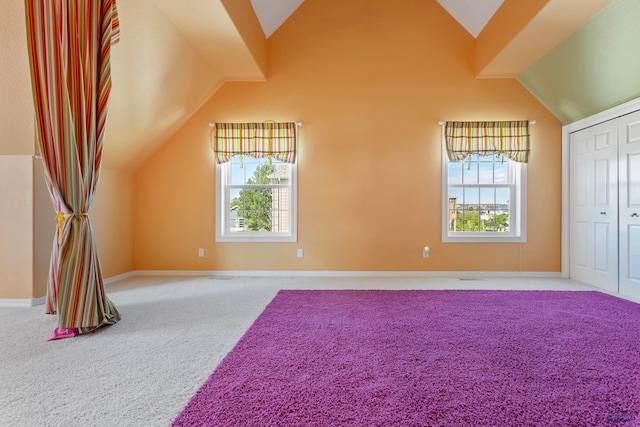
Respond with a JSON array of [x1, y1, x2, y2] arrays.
[[0, 296, 46, 308], [1, 272, 134, 307], [104, 271, 137, 285], [0, 271, 565, 307], [130, 270, 563, 278]]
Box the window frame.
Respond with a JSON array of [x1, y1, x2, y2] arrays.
[[216, 156, 297, 243], [441, 144, 527, 243]]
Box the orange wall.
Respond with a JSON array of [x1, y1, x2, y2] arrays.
[[91, 168, 134, 278], [133, 0, 562, 273]]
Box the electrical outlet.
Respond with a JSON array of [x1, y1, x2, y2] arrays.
[[297, 248, 304, 258], [198, 248, 205, 257], [422, 246, 430, 258]]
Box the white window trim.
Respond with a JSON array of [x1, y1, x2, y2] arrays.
[[441, 140, 527, 243], [216, 161, 297, 243]]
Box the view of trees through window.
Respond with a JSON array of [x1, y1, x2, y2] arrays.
[[452, 207, 510, 232], [227, 156, 291, 234], [231, 164, 275, 231]]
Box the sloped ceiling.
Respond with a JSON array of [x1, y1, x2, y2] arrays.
[[252, 0, 504, 39], [1, 0, 632, 169], [252, 0, 636, 124], [518, 0, 640, 124], [107, 0, 519, 171], [106, 0, 266, 171]]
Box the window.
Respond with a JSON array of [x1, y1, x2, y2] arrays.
[[440, 120, 530, 243], [216, 156, 297, 242], [443, 154, 527, 242], [210, 121, 299, 243]]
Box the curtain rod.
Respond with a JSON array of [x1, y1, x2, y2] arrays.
[[209, 122, 303, 128], [438, 120, 536, 126]]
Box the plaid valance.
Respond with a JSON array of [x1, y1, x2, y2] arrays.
[[444, 121, 530, 163], [211, 122, 298, 164]]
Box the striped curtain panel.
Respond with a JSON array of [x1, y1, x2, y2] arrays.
[[444, 121, 531, 163], [211, 122, 298, 164], [25, 0, 121, 340]]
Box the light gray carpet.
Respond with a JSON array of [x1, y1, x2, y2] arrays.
[[0, 275, 595, 427]]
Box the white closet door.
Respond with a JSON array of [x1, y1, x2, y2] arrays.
[[570, 120, 619, 292], [619, 110, 640, 299]]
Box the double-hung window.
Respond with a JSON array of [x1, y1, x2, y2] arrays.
[[217, 156, 296, 242], [212, 122, 298, 243], [441, 121, 530, 243]]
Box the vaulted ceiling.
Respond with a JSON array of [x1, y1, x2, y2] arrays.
[[250, 0, 505, 39], [106, 0, 268, 170], [250, 0, 640, 126], [3, 0, 639, 171]]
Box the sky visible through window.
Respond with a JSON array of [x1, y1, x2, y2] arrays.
[[448, 154, 510, 205], [230, 156, 271, 185]]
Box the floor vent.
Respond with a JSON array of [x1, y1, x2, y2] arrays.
[[208, 276, 235, 281], [458, 277, 485, 281]]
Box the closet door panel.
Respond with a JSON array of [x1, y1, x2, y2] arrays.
[[574, 221, 589, 268], [570, 132, 593, 284], [627, 225, 640, 280], [619, 111, 640, 299], [569, 120, 618, 292], [629, 154, 640, 205], [594, 222, 611, 272]]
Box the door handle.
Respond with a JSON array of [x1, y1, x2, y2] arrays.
[[600, 211, 607, 215], [632, 213, 639, 218]]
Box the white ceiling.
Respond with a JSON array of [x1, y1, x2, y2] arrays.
[[435, 0, 505, 38], [250, 0, 505, 39], [250, 0, 305, 38]]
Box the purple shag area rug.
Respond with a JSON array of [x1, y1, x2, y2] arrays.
[[173, 290, 640, 426]]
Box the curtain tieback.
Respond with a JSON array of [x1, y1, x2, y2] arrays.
[[55, 211, 89, 244]]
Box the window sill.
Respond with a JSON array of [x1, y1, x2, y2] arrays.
[[443, 234, 526, 243], [216, 234, 297, 243]]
